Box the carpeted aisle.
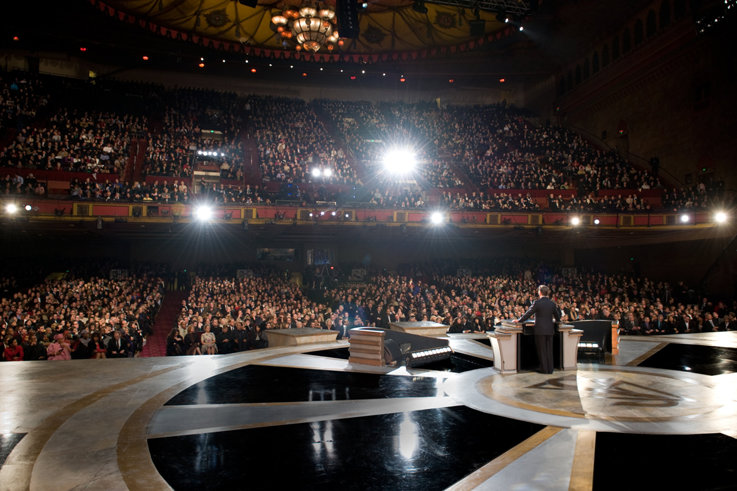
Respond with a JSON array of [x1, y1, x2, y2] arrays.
[[141, 291, 188, 357]]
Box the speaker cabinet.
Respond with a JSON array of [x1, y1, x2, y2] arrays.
[[336, 0, 360, 39]]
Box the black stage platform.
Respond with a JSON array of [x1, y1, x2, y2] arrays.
[[144, 337, 737, 490], [2, 333, 737, 490]]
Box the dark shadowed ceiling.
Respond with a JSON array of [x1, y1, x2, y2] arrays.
[[1, 0, 655, 85], [97, 0, 516, 56]]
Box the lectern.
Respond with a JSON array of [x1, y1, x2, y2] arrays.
[[488, 320, 582, 373]]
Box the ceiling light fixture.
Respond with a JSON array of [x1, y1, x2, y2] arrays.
[[271, 2, 339, 52]]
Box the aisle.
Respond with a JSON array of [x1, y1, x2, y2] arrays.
[[140, 290, 187, 357]]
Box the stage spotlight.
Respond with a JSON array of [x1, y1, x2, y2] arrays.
[[570, 216, 581, 226], [383, 147, 416, 175], [311, 168, 322, 178], [430, 211, 444, 225], [593, 217, 600, 225], [24, 204, 32, 212], [5, 203, 18, 214], [680, 213, 691, 223], [194, 204, 214, 222], [331, 211, 337, 216], [714, 211, 728, 224], [519, 25, 524, 31], [323, 168, 333, 177]]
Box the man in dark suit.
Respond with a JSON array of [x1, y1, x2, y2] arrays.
[[675, 314, 692, 333], [702, 313, 718, 332], [721, 313, 736, 331], [106, 330, 129, 358], [514, 285, 561, 374]]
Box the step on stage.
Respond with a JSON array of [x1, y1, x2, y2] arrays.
[[1, 332, 736, 490]]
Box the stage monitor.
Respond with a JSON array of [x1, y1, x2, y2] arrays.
[[355, 328, 451, 367]]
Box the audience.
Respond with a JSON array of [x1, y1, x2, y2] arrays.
[[441, 191, 540, 211], [0, 268, 163, 361], [662, 181, 733, 211], [548, 192, 651, 213], [247, 96, 359, 185], [144, 88, 245, 180], [0, 70, 733, 215], [0, 73, 734, 366], [151, 260, 736, 358], [1, 108, 145, 174], [0, 72, 49, 130], [1, 257, 734, 361]]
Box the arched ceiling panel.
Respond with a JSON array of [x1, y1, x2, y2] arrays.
[[95, 0, 514, 56]]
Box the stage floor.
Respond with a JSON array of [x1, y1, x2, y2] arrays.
[[1, 332, 736, 490]]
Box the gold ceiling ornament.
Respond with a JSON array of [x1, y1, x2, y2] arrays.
[[271, 2, 340, 52]]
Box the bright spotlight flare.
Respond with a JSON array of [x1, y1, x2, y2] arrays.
[[430, 211, 445, 226], [311, 167, 333, 178], [5, 203, 18, 214], [570, 216, 581, 226], [383, 147, 417, 175], [714, 211, 728, 224], [194, 204, 214, 222]]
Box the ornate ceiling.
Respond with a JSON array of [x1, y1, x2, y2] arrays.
[[91, 0, 524, 62]]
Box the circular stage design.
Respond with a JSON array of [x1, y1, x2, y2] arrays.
[[443, 365, 737, 434]]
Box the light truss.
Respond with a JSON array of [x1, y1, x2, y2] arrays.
[[426, 0, 536, 17]]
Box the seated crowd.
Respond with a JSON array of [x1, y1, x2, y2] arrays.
[[169, 260, 735, 357], [317, 99, 466, 188], [67, 177, 270, 204], [247, 96, 359, 185], [0, 71, 732, 215], [662, 181, 729, 211], [144, 88, 245, 180], [168, 273, 332, 355], [0, 72, 49, 130], [1, 270, 163, 361], [1, 172, 46, 196], [3, 259, 735, 361], [318, 263, 737, 336], [441, 191, 541, 211], [364, 185, 426, 209], [548, 193, 651, 213], [0, 109, 144, 174], [69, 177, 190, 203]]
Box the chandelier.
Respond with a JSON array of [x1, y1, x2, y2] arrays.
[[271, 3, 340, 52]]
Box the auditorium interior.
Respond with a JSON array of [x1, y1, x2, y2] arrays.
[[1, 0, 736, 489]]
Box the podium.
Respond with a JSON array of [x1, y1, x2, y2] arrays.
[[488, 320, 582, 373], [568, 320, 620, 356]]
